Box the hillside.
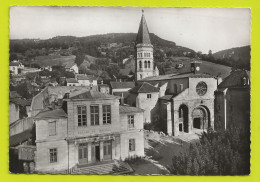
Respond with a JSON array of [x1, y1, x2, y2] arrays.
[[212, 45, 250, 69]]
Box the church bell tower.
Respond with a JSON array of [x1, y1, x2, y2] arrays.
[[135, 10, 158, 81]]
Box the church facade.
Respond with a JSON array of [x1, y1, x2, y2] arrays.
[[127, 12, 218, 136]]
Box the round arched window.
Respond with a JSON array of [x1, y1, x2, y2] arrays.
[[196, 81, 207, 96]]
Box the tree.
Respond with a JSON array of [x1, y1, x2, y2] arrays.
[[75, 50, 85, 66], [168, 125, 250, 175]]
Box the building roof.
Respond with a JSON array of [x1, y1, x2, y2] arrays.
[[35, 108, 67, 119], [10, 98, 32, 107], [159, 95, 175, 101], [110, 81, 135, 89], [9, 61, 21, 66], [66, 78, 78, 83], [136, 11, 151, 45], [129, 82, 159, 93], [218, 70, 250, 89], [9, 129, 32, 147], [69, 90, 119, 100], [140, 72, 215, 82], [119, 105, 144, 113]]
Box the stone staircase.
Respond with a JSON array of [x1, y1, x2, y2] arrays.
[[70, 160, 134, 175]]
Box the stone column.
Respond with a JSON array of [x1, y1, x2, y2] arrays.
[[165, 102, 172, 136], [87, 142, 92, 163], [87, 104, 91, 126], [100, 141, 104, 161]]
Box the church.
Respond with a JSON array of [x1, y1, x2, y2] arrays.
[[127, 11, 218, 136]]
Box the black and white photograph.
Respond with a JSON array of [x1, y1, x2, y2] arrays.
[[9, 7, 251, 175]]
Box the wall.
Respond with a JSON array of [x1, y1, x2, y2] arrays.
[[136, 92, 159, 123], [9, 102, 19, 124], [66, 99, 121, 138], [9, 117, 34, 136]]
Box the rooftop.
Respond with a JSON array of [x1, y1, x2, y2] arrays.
[[218, 70, 250, 89], [129, 82, 159, 93], [69, 90, 119, 100], [9, 129, 32, 147], [35, 108, 67, 119], [140, 72, 215, 81], [110, 81, 135, 89], [119, 105, 144, 113], [136, 11, 151, 45], [66, 78, 78, 83]]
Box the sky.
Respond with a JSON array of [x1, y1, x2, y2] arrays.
[[9, 7, 251, 54]]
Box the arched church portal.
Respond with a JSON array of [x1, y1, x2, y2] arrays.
[[192, 106, 210, 130], [179, 104, 189, 133]]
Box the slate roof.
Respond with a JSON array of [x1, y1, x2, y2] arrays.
[[110, 81, 135, 89], [136, 12, 151, 45], [140, 73, 215, 81], [119, 105, 144, 113], [69, 90, 119, 100], [218, 70, 250, 89], [9, 129, 32, 147], [129, 82, 159, 93], [66, 78, 78, 83], [35, 108, 67, 119]]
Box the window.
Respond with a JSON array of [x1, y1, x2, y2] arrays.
[[128, 115, 134, 128], [129, 139, 135, 152], [103, 105, 111, 124], [148, 61, 151, 68], [77, 106, 87, 126], [48, 121, 56, 136], [103, 141, 112, 156], [139, 61, 142, 69], [180, 84, 184, 92], [90, 105, 99, 125], [50, 148, 57, 163], [144, 61, 147, 68], [147, 94, 151, 99]]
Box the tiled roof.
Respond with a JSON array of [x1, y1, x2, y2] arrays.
[[10, 98, 31, 107], [129, 82, 159, 93], [218, 70, 250, 89], [140, 72, 215, 81], [66, 78, 78, 83], [136, 13, 151, 45], [9, 129, 32, 147], [119, 105, 144, 113], [69, 90, 119, 100], [110, 81, 135, 89], [35, 108, 67, 119]]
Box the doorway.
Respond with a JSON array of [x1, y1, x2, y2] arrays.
[[95, 146, 100, 161], [193, 118, 201, 129], [91, 143, 100, 162], [78, 143, 88, 165]]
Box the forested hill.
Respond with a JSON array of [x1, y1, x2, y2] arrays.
[[9, 33, 195, 63], [212, 45, 250, 69]]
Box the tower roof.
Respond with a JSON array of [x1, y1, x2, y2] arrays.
[[136, 10, 151, 45]]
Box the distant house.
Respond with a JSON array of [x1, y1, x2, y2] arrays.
[[109, 81, 135, 104], [9, 91, 32, 124], [76, 74, 99, 87], [214, 70, 250, 131], [9, 60, 24, 75], [64, 63, 79, 74], [98, 84, 110, 94], [66, 78, 80, 86]]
